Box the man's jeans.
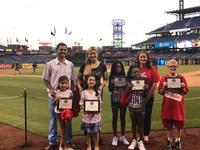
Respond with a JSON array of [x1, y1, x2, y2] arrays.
[[48, 96, 72, 145]]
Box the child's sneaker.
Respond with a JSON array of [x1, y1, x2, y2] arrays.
[[112, 136, 118, 146], [175, 141, 182, 150], [137, 140, 146, 150], [119, 136, 129, 145], [166, 140, 173, 150], [128, 139, 137, 150]]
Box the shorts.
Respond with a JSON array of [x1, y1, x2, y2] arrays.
[[80, 121, 101, 134], [162, 119, 184, 129]]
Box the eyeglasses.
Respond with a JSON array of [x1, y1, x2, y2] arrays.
[[169, 66, 177, 68]]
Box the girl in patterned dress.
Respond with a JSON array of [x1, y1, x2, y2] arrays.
[[79, 74, 102, 150]]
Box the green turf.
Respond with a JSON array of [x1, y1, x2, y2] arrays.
[[0, 65, 200, 137]]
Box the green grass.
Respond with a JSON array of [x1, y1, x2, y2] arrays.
[[0, 65, 200, 137]]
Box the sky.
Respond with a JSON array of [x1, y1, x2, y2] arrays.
[[0, 0, 199, 50]]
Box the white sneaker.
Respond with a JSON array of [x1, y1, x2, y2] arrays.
[[137, 140, 146, 150], [119, 136, 129, 145], [128, 139, 137, 150], [112, 136, 118, 146]]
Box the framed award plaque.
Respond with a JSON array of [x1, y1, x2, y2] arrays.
[[131, 79, 145, 91], [114, 76, 126, 88], [57, 97, 73, 110], [166, 77, 181, 89], [84, 100, 100, 113]]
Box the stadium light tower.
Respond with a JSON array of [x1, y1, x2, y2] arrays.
[[112, 19, 125, 48], [179, 0, 184, 20]]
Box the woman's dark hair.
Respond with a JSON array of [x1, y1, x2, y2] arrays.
[[57, 76, 69, 90], [85, 73, 99, 96], [108, 61, 126, 91], [127, 64, 138, 81], [136, 50, 151, 69]]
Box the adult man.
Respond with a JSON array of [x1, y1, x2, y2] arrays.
[[32, 62, 37, 73], [42, 43, 75, 150]]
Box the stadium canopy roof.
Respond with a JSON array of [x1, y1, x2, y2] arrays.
[[146, 16, 200, 35], [134, 33, 200, 47], [166, 6, 200, 15], [0, 45, 7, 49]]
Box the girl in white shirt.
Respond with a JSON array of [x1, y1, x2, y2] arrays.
[[54, 76, 74, 150]]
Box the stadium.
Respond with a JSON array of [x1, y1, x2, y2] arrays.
[[0, 2, 199, 69], [0, 0, 200, 150]]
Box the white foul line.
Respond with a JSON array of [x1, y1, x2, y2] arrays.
[[154, 96, 200, 104], [0, 96, 21, 100]]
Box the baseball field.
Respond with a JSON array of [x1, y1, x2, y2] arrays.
[[0, 65, 200, 150]]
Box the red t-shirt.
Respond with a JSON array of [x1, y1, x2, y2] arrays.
[[158, 74, 189, 121], [140, 66, 159, 97]]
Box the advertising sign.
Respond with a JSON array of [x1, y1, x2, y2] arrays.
[[155, 41, 174, 48], [177, 40, 192, 48]]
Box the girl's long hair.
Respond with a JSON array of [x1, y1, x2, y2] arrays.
[[84, 73, 99, 97], [57, 76, 69, 90], [108, 61, 126, 91], [109, 61, 126, 79], [136, 50, 151, 69]]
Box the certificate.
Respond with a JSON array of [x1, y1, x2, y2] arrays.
[[114, 76, 126, 87], [166, 77, 181, 89], [84, 100, 100, 113], [57, 98, 73, 110], [131, 79, 145, 91]]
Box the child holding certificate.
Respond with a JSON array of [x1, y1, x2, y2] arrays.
[[79, 74, 102, 150], [158, 59, 189, 150], [126, 65, 147, 150], [108, 61, 129, 146], [53, 76, 75, 150]]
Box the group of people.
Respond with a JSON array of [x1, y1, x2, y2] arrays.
[[42, 42, 189, 150], [14, 62, 37, 75]]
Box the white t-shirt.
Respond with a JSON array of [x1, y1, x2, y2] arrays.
[[54, 89, 73, 113]]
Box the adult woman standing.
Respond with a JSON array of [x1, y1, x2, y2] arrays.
[[77, 46, 107, 94], [128, 51, 159, 144], [77, 46, 108, 144]]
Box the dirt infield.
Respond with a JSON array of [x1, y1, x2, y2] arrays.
[[0, 123, 200, 150], [181, 71, 200, 87]]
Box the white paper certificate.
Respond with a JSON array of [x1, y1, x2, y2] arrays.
[[114, 77, 126, 87], [84, 100, 100, 112], [167, 77, 181, 89], [57, 98, 72, 110], [131, 80, 145, 91]]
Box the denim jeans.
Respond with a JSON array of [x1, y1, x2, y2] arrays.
[[48, 96, 72, 145]]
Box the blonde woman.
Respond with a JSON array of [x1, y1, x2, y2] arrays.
[[77, 46, 107, 95]]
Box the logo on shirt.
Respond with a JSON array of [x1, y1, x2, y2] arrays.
[[129, 96, 142, 108]]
